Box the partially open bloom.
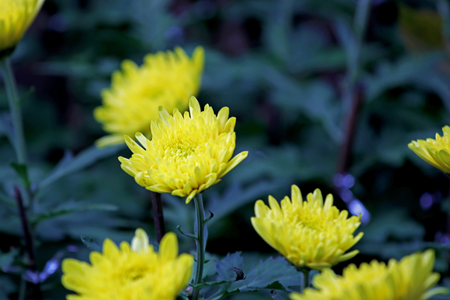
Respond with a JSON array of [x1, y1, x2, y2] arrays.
[[94, 46, 204, 147], [290, 250, 448, 300], [119, 97, 248, 203], [408, 126, 450, 174], [251, 185, 363, 270], [0, 0, 44, 55], [62, 230, 193, 300]]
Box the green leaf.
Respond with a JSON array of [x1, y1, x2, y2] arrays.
[[0, 248, 19, 269], [39, 144, 124, 190], [0, 275, 16, 300], [216, 252, 244, 281], [364, 54, 442, 102], [191, 280, 230, 289], [0, 191, 14, 207], [206, 180, 287, 227], [80, 236, 103, 252], [10, 163, 30, 188], [226, 256, 301, 294], [204, 281, 233, 300], [30, 201, 118, 225], [334, 17, 358, 74], [0, 113, 14, 144], [264, 0, 295, 64], [270, 290, 288, 300]]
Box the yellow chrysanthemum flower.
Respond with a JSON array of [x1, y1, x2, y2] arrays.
[[94, 46, 204, 147], [408, 125, 450, 174], [251, 185, 363, 270], [290, 250, 448, 300], [62, 230, 193, 300], [119, 96, 248, 203], [0, 0, 44, 55]]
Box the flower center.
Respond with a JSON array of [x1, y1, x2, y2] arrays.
[[162, 136, 198, 161], [285, 208, 327, 233], [123, 266, 147, 283], [299, 218, 325, 232]]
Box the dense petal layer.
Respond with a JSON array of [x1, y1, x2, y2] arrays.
[[120, 97, 248, 203], [0, 0, 44, 53], [290, 250, 448, 300], [62, 230, 193, 300], [409, 126, 450, 174], [252, 185, 363, 270], [95, 47, 204, 147]]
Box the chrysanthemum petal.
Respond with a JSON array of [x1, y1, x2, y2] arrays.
[[0, 0, 44, 53], [131, 228, 149, 253], [121, 97, 247, 204], [160, 232, 178, 260], [252, 185, 363, 270], [62, 230, 193, 300], [290, 250, 448, 300], [221, 151, 249, 178], [94, 47, 204, 146], [95, 134, 125, 148], [409, 126, 450, 174]]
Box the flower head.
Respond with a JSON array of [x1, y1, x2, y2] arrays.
[[290, 250, 448, 300], [94, 46, 204, 147], [0, 0, 44, 55], [251, 185, 363, 270], [119, 96, 248, 203], [62, 230, 193, 300], [408, 126, 450, 174]]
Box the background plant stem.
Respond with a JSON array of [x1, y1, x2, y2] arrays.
[[192, 194, 206, 300], [300, 268, 310, 293], [337, 84, 364, 174], [15, 186, 42, 300], [151, 191, 166, 243], [337, 0, 371, 175], [0, 57, 27, 164]]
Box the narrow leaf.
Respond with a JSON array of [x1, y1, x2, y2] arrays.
[[30, 202, 118, 225], [0, 248, 19, 270], [190, 280, 230, 289], [271, 290, 288, 300], [0, 191, 14, 207], [80, 236, 102, 252], [10, 163, 30, 188], [39, 144, 124, 190]]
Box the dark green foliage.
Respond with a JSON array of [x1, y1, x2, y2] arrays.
[[1, 0, 450, 299]]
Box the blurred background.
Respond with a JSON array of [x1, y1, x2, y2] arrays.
[[1, 0, 450, 299]]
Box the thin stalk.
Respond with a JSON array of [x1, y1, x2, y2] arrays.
[[192, 194, 206, 300], [151, 192, 166, 243], [0, 57, 27, 164], [300, 268, 310, 293], [14, 186, 42, 300], [337, 84, 364, 174], [18, 277, 26, 300], [337, 0, 371, 175]]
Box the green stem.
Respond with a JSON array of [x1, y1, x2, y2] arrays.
[[351, 0, 371, 82], [0, 56, 27, 164], [18, 277, 26, 300], [192, 194, 206, 300], [300, 268, 310, 293]]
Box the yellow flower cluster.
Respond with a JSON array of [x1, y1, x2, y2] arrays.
[[251, 185, 363, 270], [409, 125, 450, 174], [119, 96, 248, 203], [94, 46, 204, 147], [62, 230, 193, 300], [0, 0, 44, 55], [291, 250, 448, 300]]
